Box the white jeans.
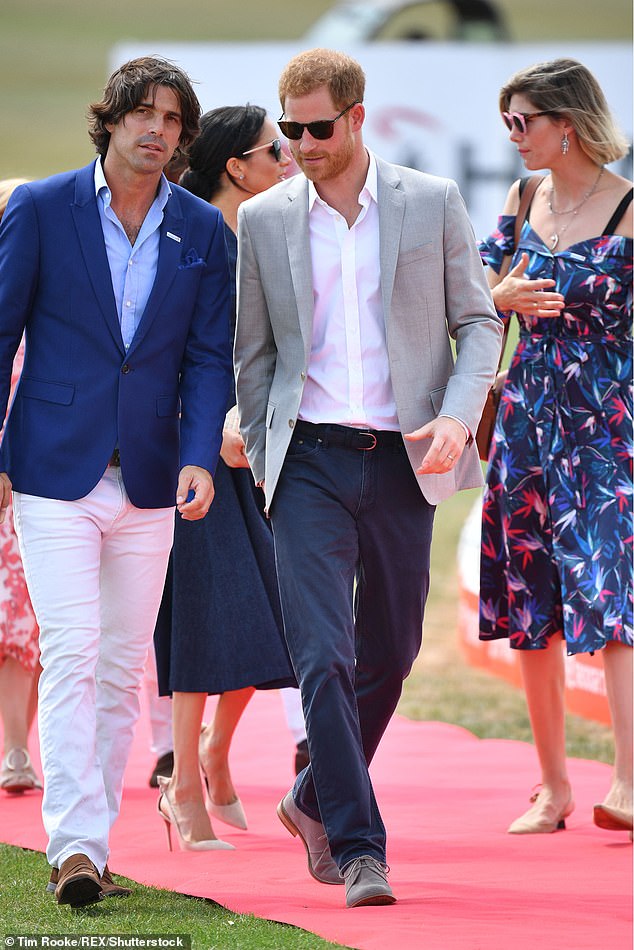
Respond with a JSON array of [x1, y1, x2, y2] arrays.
[[13, 467, 174, 873], [144, 647, 173, 758]]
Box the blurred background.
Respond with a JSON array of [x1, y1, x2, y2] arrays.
[[2, 1, 631, 182]]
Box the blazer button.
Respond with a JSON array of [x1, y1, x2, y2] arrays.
[[300, 371, 306, 380], [121, 363, 131, 374], [288, 419, 294, 428]]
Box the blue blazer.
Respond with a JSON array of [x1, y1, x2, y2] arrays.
[[0, 161, 232, 508]]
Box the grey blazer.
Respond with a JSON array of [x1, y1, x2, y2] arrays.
[[235, 154, 503, 509]]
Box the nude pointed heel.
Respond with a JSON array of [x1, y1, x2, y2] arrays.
[[202, 773, 248, 831], [157, 776, 235, 852], [199, 724, 248, 831], [159, 803, 174, 852], [508, 787, 575, 835]]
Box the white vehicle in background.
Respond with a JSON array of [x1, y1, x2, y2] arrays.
[[302, 0, 630, 44]]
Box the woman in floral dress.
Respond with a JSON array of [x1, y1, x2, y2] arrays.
[[0, 177, 41, 792], [478, 60, 632, 835]]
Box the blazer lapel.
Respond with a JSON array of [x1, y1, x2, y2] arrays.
[[71, 162, 124, 352], [282, 179, 314, 360], [376, 157, 406, 323], [128, 197, 184, 353]]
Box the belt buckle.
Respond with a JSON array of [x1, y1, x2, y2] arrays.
[[358, 429, 377, 451]]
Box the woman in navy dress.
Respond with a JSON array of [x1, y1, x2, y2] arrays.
[[479, 59, 632, 836], [153, 106, 297, 849]]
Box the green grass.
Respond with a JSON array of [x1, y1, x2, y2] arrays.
[[0, 844, 348, 949]]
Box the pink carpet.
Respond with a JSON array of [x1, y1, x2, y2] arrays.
[[1, 691, 631, 950]]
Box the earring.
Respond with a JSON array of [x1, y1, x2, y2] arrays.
[[239, 174, 245, 180], [561, 131, 569, 155]]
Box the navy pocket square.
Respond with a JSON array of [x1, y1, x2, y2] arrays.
[[179, 248, 206, 269]]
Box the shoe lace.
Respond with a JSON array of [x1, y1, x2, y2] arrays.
[[340, 855, 390, 880]]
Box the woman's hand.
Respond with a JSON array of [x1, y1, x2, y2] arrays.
[[493, 253, 565, 317], [219, 428, 250, 469]]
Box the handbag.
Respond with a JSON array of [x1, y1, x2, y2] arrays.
[[475, 175, 544, 461], [475, 361, 508, 461]]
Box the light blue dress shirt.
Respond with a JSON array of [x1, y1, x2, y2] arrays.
[[94, 159, 171, 350]]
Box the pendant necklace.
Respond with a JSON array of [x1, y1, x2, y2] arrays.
[[547, 166, 604, 250]]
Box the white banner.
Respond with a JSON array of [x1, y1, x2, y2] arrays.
[[112, 41, 632, 240]]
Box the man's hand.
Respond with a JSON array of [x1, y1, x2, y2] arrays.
[[404, 416, 467, 474], [176, 465, 214, 520], [0, 472, 11, 525], [219, 429, 250, 469]]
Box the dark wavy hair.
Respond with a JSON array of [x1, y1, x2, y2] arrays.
[[179, 104, 266, 202], [88, 56, 202, 159]]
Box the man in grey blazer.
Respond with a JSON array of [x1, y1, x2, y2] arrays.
[[235, 48, 502, 908]]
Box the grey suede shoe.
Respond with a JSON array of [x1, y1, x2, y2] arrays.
[[277, 791, 342, 885], [342, 855, 396, 907]]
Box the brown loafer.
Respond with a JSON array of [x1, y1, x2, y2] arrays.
[[54, 853, 103, 907], [48, 863, 132, 898]]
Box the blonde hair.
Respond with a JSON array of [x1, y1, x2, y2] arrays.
[[499, 58, 629, 165], [0, 178, 29, 221], [278, 48, 365, 112]]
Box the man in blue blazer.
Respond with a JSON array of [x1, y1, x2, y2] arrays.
[[0, 57, 232, 907]]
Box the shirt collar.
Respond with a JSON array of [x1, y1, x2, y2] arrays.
[[94, 157, 172, 210], [307, 149, 378, 212]]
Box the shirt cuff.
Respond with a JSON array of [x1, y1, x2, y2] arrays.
[[439, 414, 470, 444]]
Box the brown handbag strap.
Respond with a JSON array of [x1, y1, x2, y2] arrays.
[[514, 175, 544, 246], [495, 175, 545, 371]]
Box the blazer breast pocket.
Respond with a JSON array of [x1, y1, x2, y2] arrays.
[[178, 249, 206, 270], [396, 243, 436, 269]]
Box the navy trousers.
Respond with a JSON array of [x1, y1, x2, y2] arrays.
[[270, 423, 435, 869]]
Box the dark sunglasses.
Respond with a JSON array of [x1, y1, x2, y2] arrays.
[[278, 101, 361, 141], [241, 138, 283, 162], [502, 110, 555, 134]]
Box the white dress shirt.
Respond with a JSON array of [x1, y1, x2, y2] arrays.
[[298, 152, 469, 442], [298, 152, 399, 431]]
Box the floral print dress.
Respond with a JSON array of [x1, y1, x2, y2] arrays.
[[0, 342, 39, 672], [478, 208, 633, 656]]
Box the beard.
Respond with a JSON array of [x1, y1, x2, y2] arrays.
[[292, 133, 355, 182]]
